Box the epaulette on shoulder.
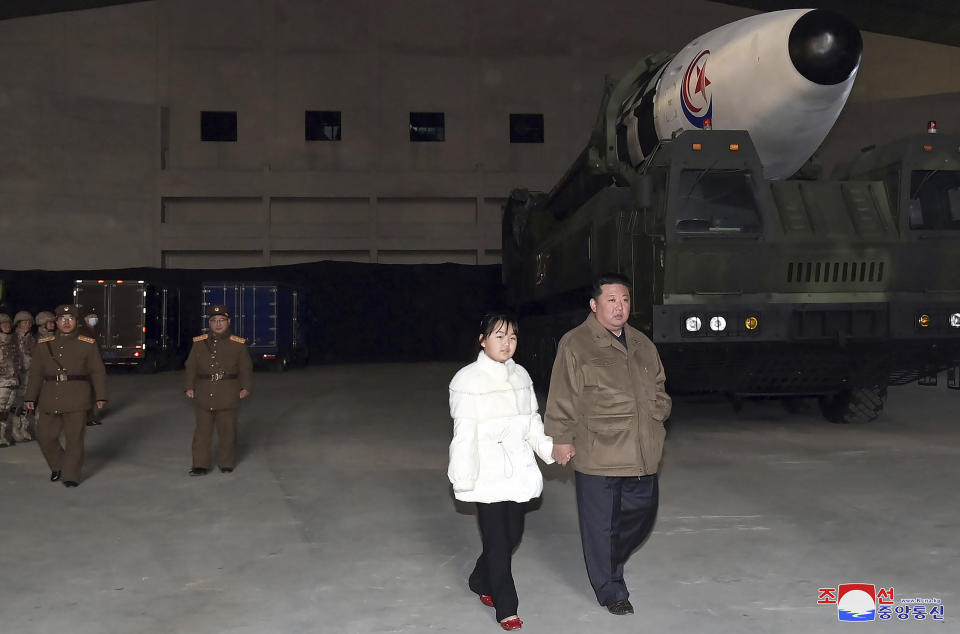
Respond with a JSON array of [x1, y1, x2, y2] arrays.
[[77, 335, 96, 344], [37, 336, 55, 343], [229, 335, 246, 344], [193, 334, 208, 342]]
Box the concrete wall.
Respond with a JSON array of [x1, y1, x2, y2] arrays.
[[0, 0, 958, 269]]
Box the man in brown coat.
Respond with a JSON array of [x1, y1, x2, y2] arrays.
[[24, 304, 108, 487], [544, 273, 672, 616], [184, 304, 253, 476]]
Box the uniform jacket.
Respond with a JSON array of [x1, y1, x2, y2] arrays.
[[448, 352, 555, 503], [24, 330, 108, 413], [81, 323, 101, 345], [0, 332, 22, 384], [544, 314, 672, 477], [184, 331, 253, 411], [16, 330, 35, 371]]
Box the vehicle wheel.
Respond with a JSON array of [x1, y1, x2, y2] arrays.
[[136, 353, 159, 374], [818, 385, 887, 424], [781, 396, 812, 414], [272, 354, 290, 373]]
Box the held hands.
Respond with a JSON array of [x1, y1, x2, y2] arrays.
[[185, 389, 195, 399], [239, 389, 250, 399], [552, 443, 576, 466], [25, 402, 35, 411], [96, 400, 107, 409]]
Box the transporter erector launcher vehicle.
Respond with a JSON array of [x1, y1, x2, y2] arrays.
[[503, 9, 960, 423]]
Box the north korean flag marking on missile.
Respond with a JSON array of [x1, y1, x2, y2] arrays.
[[681, 49, 712, 127]]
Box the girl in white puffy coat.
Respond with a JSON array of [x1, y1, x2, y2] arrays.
[[448, 313, 554, 631]]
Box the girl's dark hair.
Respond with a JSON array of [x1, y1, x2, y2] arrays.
[[477, 312, 519, 352]]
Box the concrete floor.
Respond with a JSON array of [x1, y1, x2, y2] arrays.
[[0, 362, 956, 633]]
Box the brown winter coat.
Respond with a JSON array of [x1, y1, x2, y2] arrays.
[[544, 314, 672, 476], [184, 331, 253, 411], [25, 331, 108, 413]]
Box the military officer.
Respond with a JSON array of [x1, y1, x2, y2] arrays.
[[12, 310, 37, 442], [0, 314, 22, 447], [81, 308, 104, 426], [184, 304, 253, 476], [24, 304, 108, 487]]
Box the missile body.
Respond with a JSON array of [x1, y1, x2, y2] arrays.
[[616, 9, 862, 179]]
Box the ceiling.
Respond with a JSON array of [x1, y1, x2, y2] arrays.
[[712, 0, 960, 47], [2, 1, 958, 48], [0, 0, 149, 21]]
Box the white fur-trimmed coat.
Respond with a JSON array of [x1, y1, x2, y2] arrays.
[[448, 352, 555, 503]]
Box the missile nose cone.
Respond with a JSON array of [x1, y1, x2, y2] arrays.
[[789, 9, 862, 85]]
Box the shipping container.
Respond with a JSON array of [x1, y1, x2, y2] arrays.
[[73, 280, 186, 371], [201, 282, 306, 370]]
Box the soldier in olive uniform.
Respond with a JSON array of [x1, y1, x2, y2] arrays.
[[184, 304, 253, 476], [0, 313, 22, 447], [12, 310, 36, 442], [24, 304, 108, 487], [81, 308, 104, 426]]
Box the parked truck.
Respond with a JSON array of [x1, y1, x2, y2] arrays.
[[201, 282, 306, 371], [73, 279, 186, 372]]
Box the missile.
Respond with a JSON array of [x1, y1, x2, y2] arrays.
[[616, 9, 862, 179]]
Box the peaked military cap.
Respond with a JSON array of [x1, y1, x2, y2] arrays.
[[55, 304, 80, 318], [207, 304, 230, 318]]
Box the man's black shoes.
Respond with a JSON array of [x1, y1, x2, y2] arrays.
[[219, 467, 234, 474], [50, 471, 61, 482], [189, 467, 209, 476], [63, 481, 79, 488], [607, 599, 634, 616]]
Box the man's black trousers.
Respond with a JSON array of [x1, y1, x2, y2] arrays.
[[574, 472, 659, 606], [469, 501, 525, 622]]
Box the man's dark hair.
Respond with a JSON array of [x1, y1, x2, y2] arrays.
[[592, 273, 632, 300]]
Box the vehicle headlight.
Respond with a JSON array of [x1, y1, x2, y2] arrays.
[[950, 313, 960, 328], [918, 314, 931, 328], [709, 316, 727, 332], [685, 316, 702, 332], [745, 316, 759, 330]]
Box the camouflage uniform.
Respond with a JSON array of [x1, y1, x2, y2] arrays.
[[184, 304, 253, 474], [12, 311, 36, 442], [25, 305, 108, 486], [0, 314, 23, 447]]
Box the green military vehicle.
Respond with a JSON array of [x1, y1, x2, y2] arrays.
[[502, 66, 960, 423]]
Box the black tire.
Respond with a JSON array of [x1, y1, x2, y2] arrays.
[[819, 385, 887, 424], [781, 396, 812, 414], [271, 353, 290, 373], [135, 353, 160, 374]]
